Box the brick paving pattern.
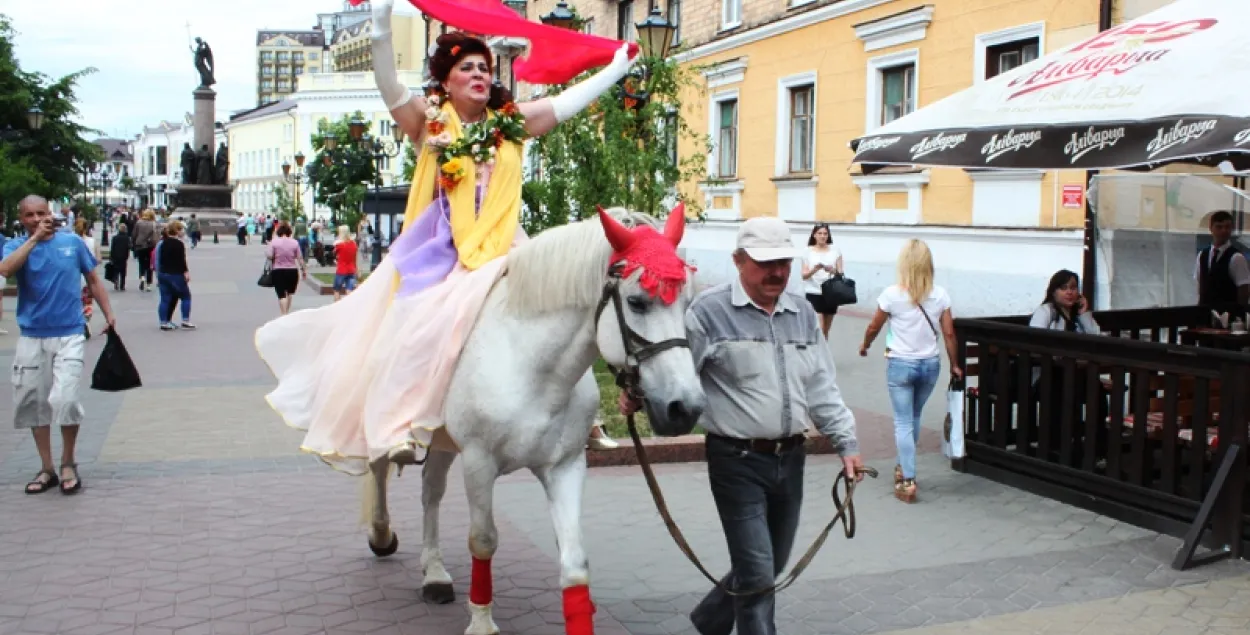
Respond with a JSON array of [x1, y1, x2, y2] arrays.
[[0, 241, 1248, 635]]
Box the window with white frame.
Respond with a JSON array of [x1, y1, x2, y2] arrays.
[[722, 0, 741, 30], [985, 37, 1038, 79], [788, 85, 813, 173], [880, 64, 915, 125], [581, 17, 595, 35], [667, 0, 681, 45], [714, 98, 738, 178], [617, 0, 634, 40]]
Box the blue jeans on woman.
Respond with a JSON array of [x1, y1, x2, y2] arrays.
[[157, 272, 191, 324], [887, 355, 941, 479]]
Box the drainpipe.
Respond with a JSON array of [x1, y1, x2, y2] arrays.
[[1082, 0, 1114, 306]]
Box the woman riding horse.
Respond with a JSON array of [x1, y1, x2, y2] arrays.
[[255, 0, 637, 475]]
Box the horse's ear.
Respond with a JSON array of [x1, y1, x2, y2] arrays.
[[598, 206, 636, 253], [664, 202, 685, 247]]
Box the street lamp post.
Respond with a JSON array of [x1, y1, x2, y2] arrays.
[[363, 123, 404, 268], [539, 1, 576, 29], [280, 151, 307, 224]]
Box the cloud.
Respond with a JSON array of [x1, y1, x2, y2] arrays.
[[4, 0, 349, 139]]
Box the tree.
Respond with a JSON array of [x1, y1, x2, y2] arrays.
[[306, 112, 378, 225], [522, 24, 710, 236], [0, 13, 104, 225], [268, 183, 303, 223]]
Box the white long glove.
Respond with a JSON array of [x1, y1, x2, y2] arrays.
[[370, 0, 412, 111], [550, 44, 636, 123]]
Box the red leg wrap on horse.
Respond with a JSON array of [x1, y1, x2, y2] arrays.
[[562, 585, 595, 635], [470, 557, 492, 605]]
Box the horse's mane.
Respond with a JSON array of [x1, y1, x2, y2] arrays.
[[504, 208, 661, 316]]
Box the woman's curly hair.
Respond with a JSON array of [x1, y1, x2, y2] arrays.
[[426, 32, 514, 110]]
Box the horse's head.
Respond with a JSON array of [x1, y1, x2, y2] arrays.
[[594, 204, 706, 437]]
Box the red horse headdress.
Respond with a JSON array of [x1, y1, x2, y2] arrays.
[[597, 203, 694, 306]]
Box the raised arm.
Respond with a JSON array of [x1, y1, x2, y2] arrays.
[[371, 0, 428, 141], [517, 44, 635, 138]]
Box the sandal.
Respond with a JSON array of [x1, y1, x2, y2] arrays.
[[894, 478, 917, 503], [25, 469, 59, 495], [59, 463, 82, 495], [894, 464, 903, 485]]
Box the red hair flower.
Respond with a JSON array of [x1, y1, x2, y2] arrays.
[[451, 45, 461, 56]]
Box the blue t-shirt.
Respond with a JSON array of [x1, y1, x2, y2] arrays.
[[3, 233, 97, 338]]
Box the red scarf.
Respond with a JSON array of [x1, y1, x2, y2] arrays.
[[350, 0, 638, 84]]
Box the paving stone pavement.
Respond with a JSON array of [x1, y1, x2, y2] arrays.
[[0, 240, 1249, 635]]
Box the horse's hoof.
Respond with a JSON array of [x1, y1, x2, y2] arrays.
[[423, 582, 456, 604], [369, 532, 399, 557]]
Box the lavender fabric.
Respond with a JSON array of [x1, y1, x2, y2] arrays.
[[387, 186, 483, 297]]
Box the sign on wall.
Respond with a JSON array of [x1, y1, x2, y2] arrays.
[[1062, 184, 1085, 209]]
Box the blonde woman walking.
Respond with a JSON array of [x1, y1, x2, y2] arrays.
[[858, 239, 961, 503]]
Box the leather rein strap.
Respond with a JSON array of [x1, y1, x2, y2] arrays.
[[594, 269, 878, 598]]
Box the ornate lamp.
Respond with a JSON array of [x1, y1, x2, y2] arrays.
[[281, 161, 291, 177], [348, 117, 367, 142], [390, 121, 404, 144], [26, 107, 44, 131], [294, 151, 306, 168], [635, 8, 676, 60], [323, 132, 339, 151], [540, 1, 576, 29]]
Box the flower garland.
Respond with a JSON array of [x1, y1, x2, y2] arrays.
[[424, 93, 527, 192]]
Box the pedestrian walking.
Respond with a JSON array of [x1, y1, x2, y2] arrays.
[[187, 213, 201, 249], [266, 222, 306, 315], [619, 216, 863, 635], [858, 238, 961, 503], [131, 209, 157, 292], [331, 225, 358, 302], [1, 195, 116, 495], [800, 223, 843, 339], [156, 220, 195, 331], [109, 224, 131, 291]]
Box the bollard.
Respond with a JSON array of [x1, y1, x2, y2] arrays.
[[213, 231, 219, 244]]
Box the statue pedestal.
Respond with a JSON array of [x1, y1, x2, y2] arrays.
[[192, 87, 216, 151]]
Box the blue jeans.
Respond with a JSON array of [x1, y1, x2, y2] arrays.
[[690, 434, 805, 635], [886, 356, 941, 479], [157, 272, 191, 323]]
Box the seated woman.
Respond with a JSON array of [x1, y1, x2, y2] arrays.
[[1029, 269, 1100, 335], [1026, 269, 1106, 464], [255, 0, 637, 475]]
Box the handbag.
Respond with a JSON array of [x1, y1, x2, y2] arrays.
[[90, 327, 142, 392], [943, 376, 966, 459], [257, 259, 274, 288], [820, 273, 858, 307]]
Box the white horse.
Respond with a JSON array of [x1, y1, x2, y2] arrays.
[[360, 206, 707, 635]]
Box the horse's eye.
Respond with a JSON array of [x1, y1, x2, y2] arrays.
[[626, 296, 648, 313]]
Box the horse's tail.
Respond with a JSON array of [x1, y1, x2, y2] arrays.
[[359, 461, 393, 528]]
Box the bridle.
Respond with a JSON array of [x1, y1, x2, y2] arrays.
[[590, 260, 876, 598], [593, 262, 690, 401]]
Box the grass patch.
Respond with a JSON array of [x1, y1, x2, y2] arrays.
[[592, 358, 705, 439]]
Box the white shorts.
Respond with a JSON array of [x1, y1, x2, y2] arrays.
[[12, 335, 86, 429]]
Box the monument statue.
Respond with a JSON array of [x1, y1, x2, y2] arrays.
[[191, 37, 216, 87], [180, 143, 196, 184], [214, 142, 229, 184], [195, 144, 213, 185]]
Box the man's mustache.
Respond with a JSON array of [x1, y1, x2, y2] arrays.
[[765, 277, 787, 285]]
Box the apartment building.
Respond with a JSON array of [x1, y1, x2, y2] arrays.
[[256, 29, 329, 106]]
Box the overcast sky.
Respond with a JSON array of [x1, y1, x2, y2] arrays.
[[5, 0, 405, 140]]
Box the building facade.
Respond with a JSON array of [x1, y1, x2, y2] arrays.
[[225, 70, 423, 230], [330, 14, 429, 73], [256, 30, 330, 106], [638, 0, 1108, 316]]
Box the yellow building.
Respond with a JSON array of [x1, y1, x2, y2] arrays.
[[331, 14, 429, 73], [256, 30, 330, 106], [649, 0, 1116, 315], [224, 101, 300, 216]]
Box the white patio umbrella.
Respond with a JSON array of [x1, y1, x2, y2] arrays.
[[850, 0, 1250, 173]]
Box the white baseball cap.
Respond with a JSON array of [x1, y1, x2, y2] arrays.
[[736, 216, 798, 261]]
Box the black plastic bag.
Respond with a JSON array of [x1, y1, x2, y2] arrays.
[[821, 273, 858, 307], [91, 327, 142, 392]]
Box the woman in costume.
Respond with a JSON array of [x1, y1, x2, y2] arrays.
[[255, 0, 637, 475]]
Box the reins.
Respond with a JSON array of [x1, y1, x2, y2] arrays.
[[595, 267, 877, 597]]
